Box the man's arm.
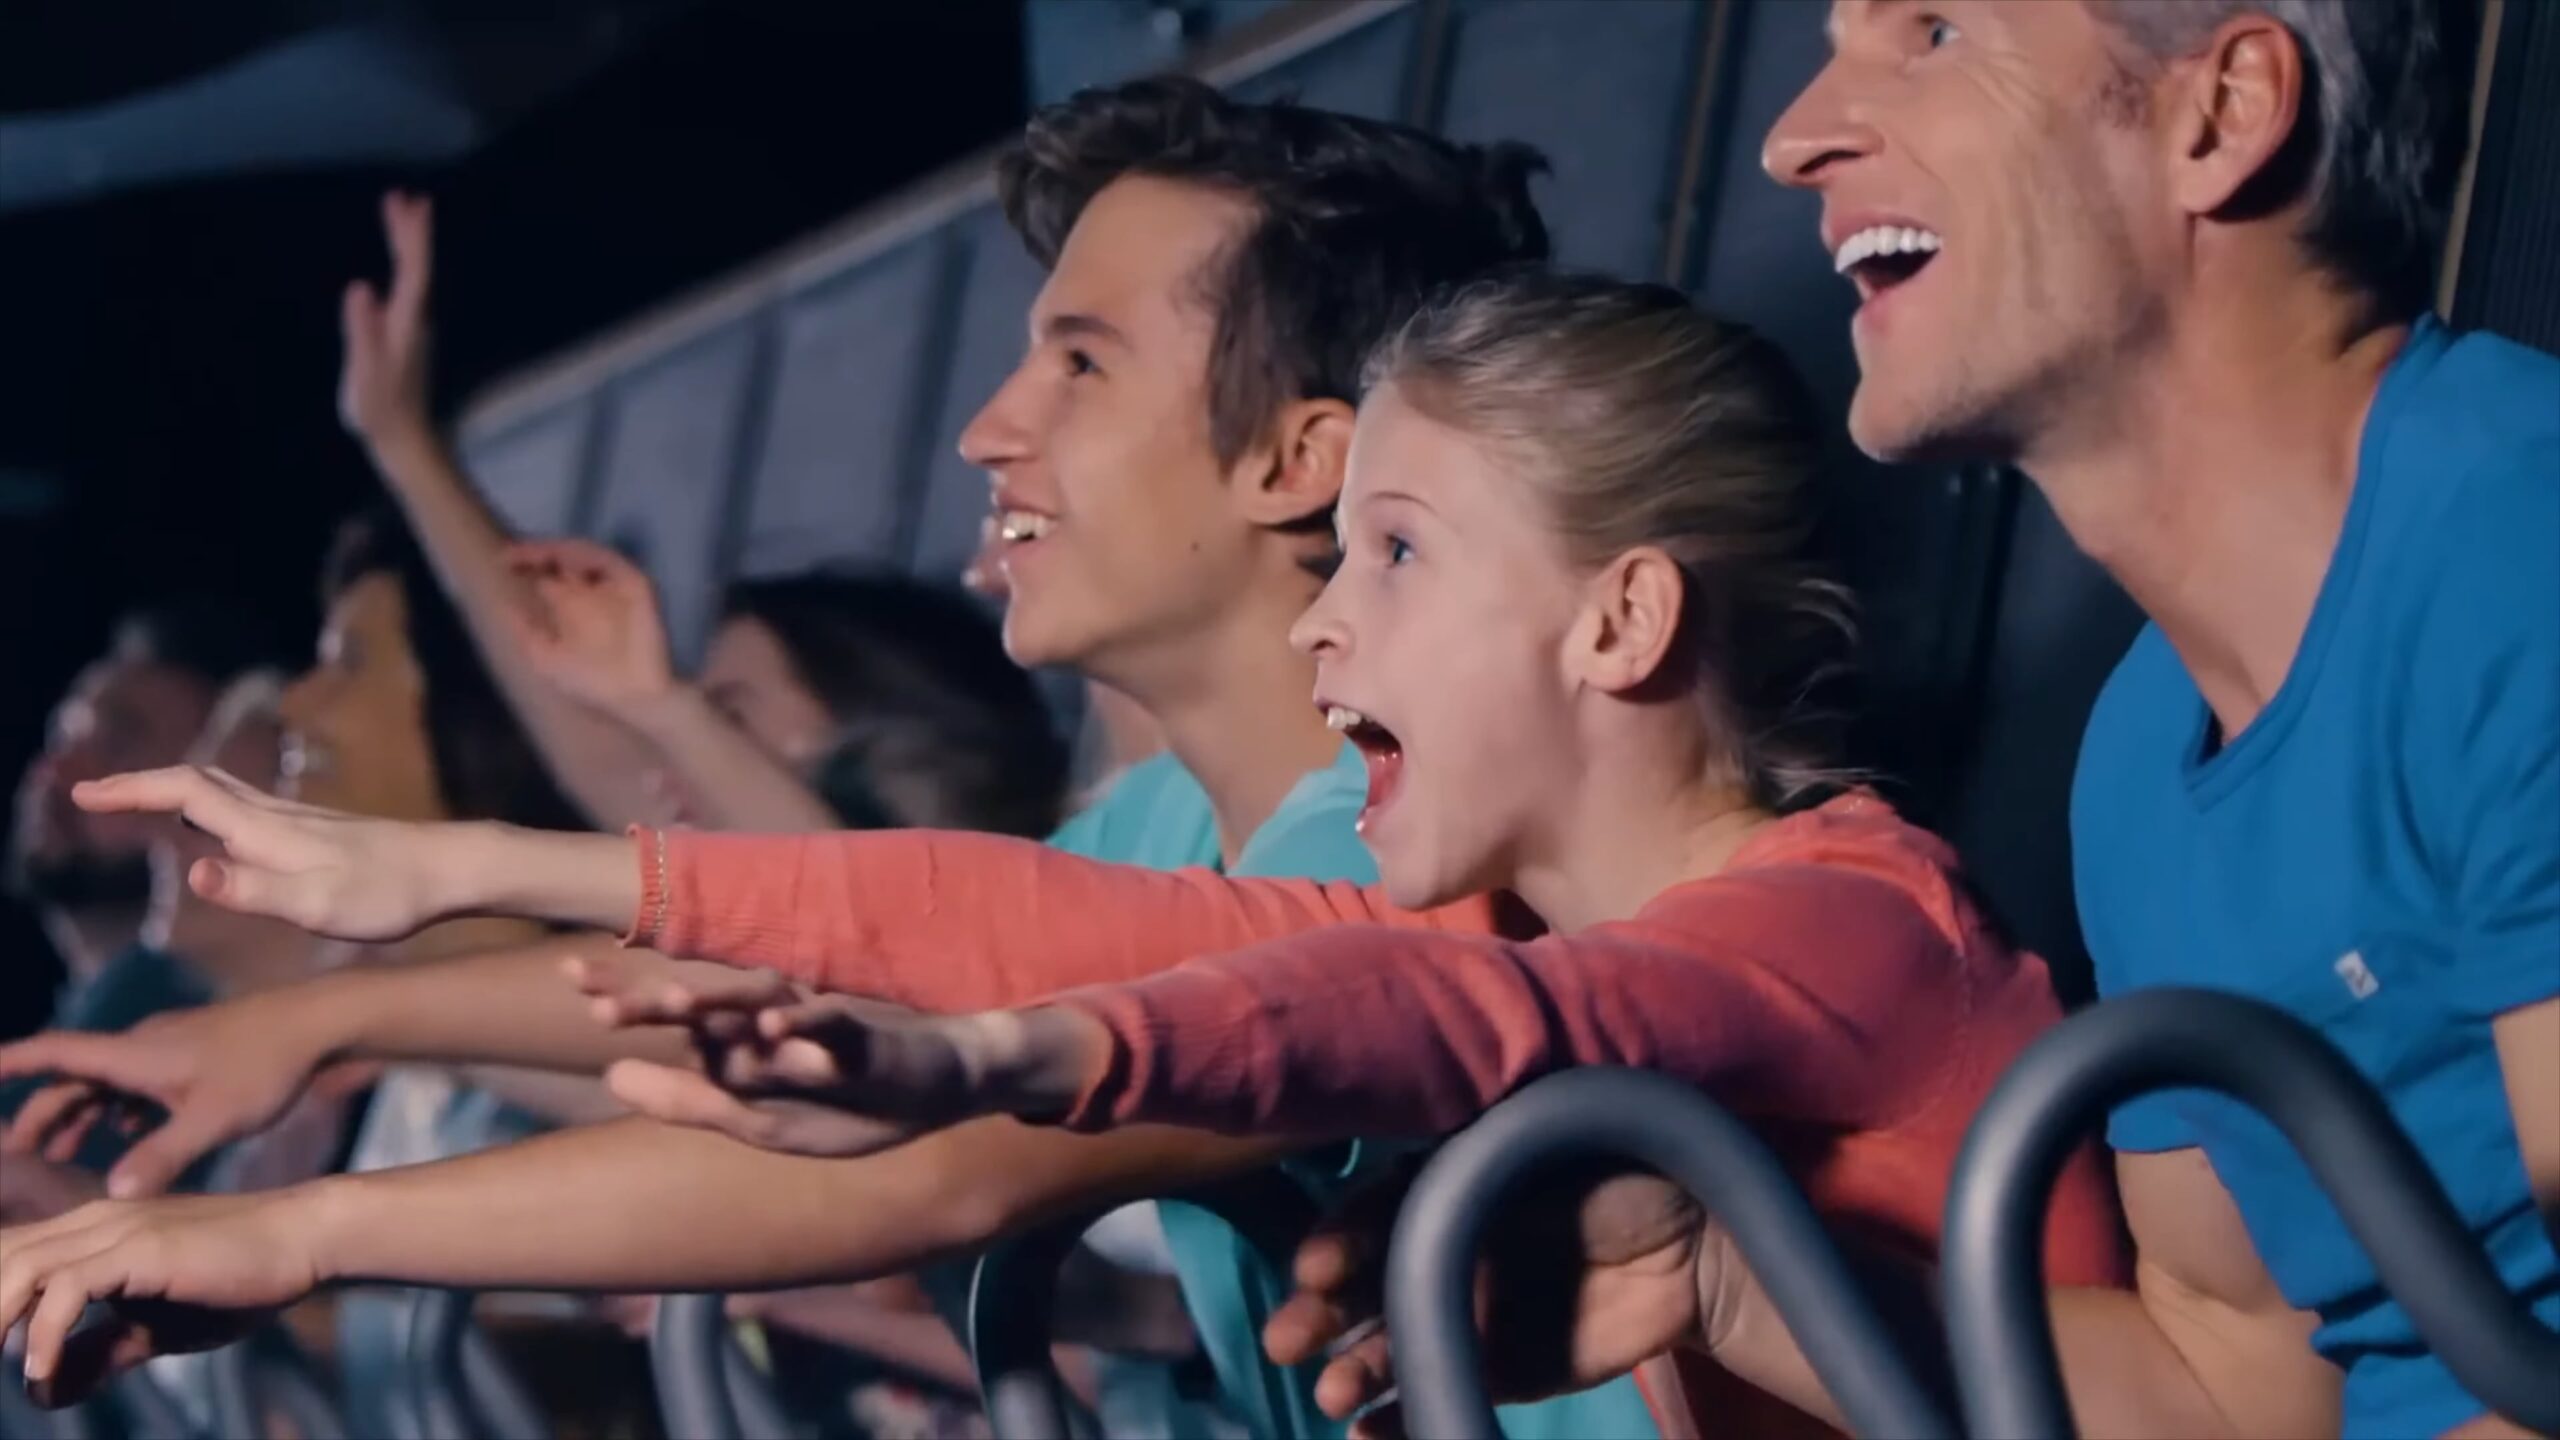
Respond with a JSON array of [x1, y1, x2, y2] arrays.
[[1701, 1147, 2336, 1437]]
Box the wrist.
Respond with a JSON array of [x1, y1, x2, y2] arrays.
[[617, 682, 714, 741], [293, 1172, 367, 1286], [359, 414, 441, 475], [443, 822, 646, 934], [274, 974, 369, 1069], [980, 1006, 1113, 1121]]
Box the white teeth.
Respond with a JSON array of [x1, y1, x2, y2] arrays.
[[996, 509, 1053, 543], [1831, 224, 1944, 275], [1324, 705, 1369, 733]]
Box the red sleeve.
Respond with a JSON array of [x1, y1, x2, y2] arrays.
[[1053, 864, 1967, 1138], [627, 827, 1506, 1012]]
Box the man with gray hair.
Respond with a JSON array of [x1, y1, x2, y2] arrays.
[[1762, 2, 2553, 1432], [1262, 3, 2552, 1438]]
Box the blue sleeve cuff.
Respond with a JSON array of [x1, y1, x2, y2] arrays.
[[2105, 1091, 2198, 1154], [2443, 924, 2560, 1021]]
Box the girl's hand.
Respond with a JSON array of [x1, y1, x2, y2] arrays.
[[72, 767, 460, 942], [567, 954, 1107, 1159]]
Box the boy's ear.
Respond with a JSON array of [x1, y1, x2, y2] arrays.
[[1234, 397, 1354, 527]]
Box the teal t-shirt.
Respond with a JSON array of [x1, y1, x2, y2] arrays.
[[1073, 744, 1658, 1440]]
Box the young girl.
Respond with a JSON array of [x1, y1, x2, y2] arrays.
[[18, 273, 2126, 1435]]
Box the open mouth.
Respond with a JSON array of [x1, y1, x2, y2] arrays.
[[1324, 703, 1404, 831], [1833, 224, 1942, 306]]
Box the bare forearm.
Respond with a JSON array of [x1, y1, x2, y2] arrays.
[[365, 431, 660, 829], [328, 934, 684, 1073], [622, 688, 839, 833], [304, 1115, 1290, 1296], [457, 1065, 629, 1126], [2047, 1284, 2334, 1438], [1700, 1229, 1953, 1433]]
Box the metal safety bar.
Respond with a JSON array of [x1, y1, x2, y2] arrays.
[[648, 1292, 799, 1440], [1385, 1066, 1955, 1440]]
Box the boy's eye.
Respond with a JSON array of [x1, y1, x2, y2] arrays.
[[1384, 536, 1414, 566], [1922, 14, 1960, 49], [1065, 349, 1100, 377]]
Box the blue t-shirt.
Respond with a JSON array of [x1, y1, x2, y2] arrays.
[[1079, 745, 1657, 1440], [2072, 318, 2560, 1438]]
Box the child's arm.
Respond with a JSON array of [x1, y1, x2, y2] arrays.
[[67, 769, 1508, 1012], [631, 825, 1515, 1008]]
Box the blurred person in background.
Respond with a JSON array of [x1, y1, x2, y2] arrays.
[[340, 190, 1066, 841], [6, 605, 283, 1030]]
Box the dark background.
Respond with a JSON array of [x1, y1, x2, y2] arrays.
[[0, 1, 1029, 1034]]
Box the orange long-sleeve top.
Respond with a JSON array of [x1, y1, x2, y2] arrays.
[[631, 791, 2127, 1274]]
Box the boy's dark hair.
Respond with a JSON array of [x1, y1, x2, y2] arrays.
[[997, 75, 1553, 468], [724, 574, 1069, 839], [321, 508, 586, 832]]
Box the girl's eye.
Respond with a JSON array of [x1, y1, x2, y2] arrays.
[[1384, 535, 1415, 566], [1923, 15, 1960, 50], [1065, 349, 1100, 378]]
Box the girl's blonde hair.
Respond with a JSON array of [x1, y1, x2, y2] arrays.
[[1366, 268, 1859, 810]]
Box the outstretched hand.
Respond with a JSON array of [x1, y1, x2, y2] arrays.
[[70, 766, 452, 942], [566, 954, 1107, 1159], [0, 1192, 329, 1407], [503, 539, 680, 713], [339, 190, 436, 452], [1263, 1164, 1715, 1438]]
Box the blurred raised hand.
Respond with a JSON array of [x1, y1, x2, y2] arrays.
[[501, 538, 679, 713], [338, 190, 437, 456]]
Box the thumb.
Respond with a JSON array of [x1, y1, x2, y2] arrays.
[[342, 280, 382, 348], [107, 1113, 228, 1198], [192, 857, 298, 927]]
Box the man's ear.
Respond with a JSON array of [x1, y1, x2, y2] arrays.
[[1567, 547, 1688, 696], [1233, 397, 1355, 528], [2163, 12, 2309, 219]]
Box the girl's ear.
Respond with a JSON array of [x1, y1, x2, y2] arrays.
[[1568, 546, 1686, 695]]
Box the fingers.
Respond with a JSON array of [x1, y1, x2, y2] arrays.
[[1, 1076, 103, 1153], [22, 1252, 119, 1393], [1315, 1326, 1396, 1422], [341, 279, 383, 349], [604, 1060, 784, 1147], [571, 956, 797, 1030], [104, 1113, 227, 1201], [37, 1097, 107, 1165], [68, 766, 254, 831], [505, 537, 627, 584], [0, 1205, 122, 1365], [382, 190, 433, 319]]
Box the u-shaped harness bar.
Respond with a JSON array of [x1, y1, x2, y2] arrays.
[[1385, 1066, 1954, 1440], [1941, 987, 2560, 1439]]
